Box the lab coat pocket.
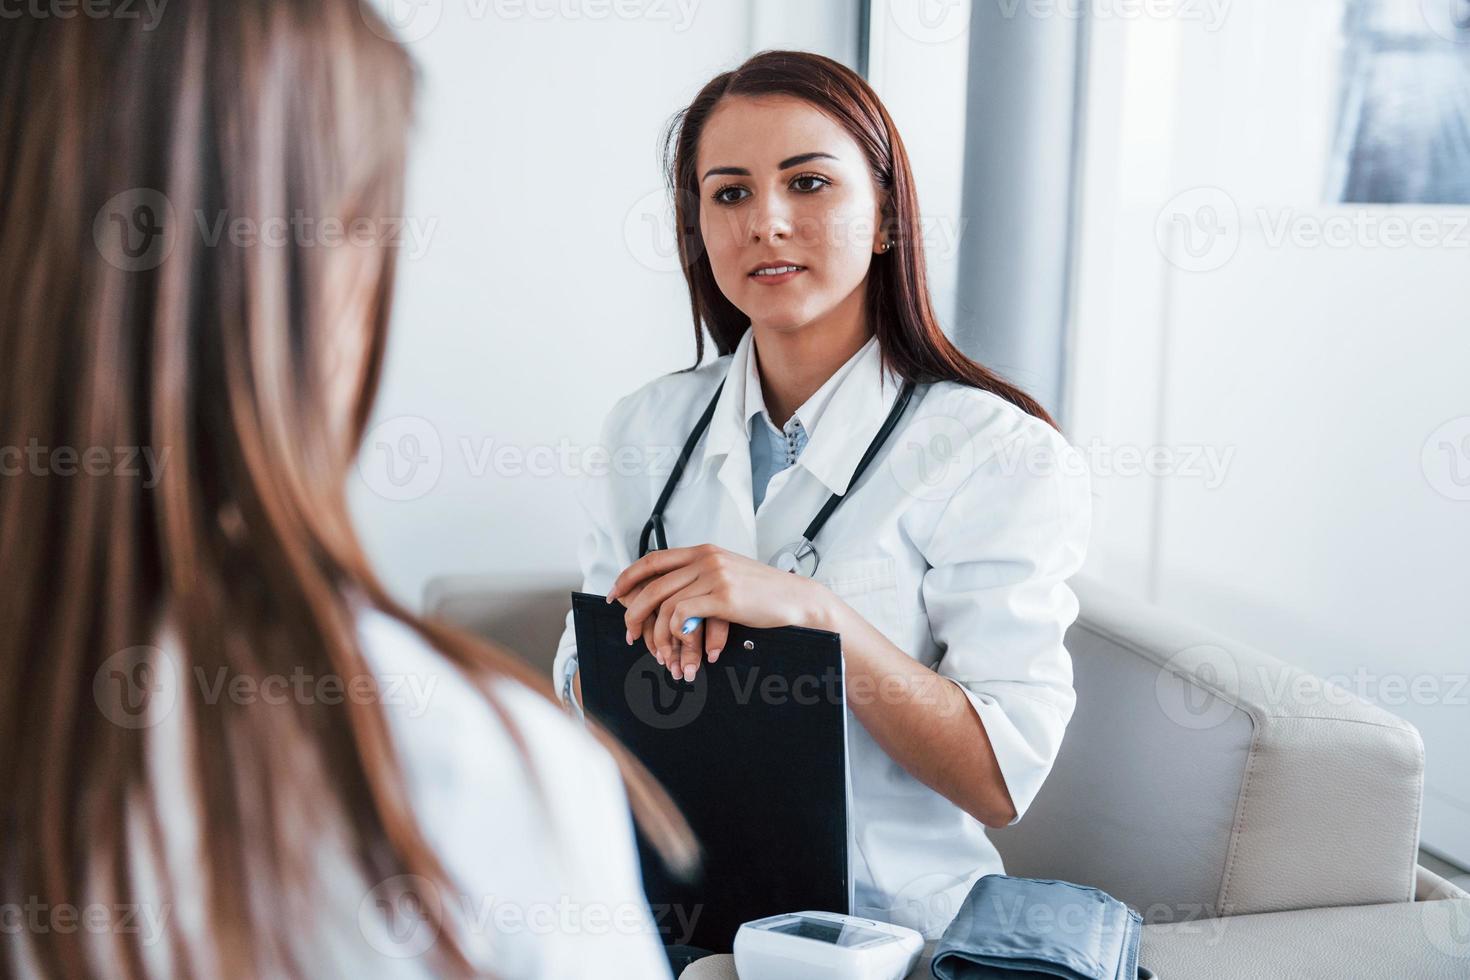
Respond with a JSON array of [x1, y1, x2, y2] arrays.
[[815, 555, 903, 642]]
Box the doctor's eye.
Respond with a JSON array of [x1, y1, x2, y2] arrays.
[[790, 173, 831, 194], [712, 184, 750, 206]]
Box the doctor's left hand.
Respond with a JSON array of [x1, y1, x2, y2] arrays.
[[607, 544, 834, 683]]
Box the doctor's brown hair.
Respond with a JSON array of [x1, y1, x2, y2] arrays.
[[665, 50, 1057, 429], [0, 4, 694, 979]]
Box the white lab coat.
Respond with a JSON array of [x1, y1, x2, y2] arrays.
[[553, 328, 1092, 940]]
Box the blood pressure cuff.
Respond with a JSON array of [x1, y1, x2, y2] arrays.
[[930, 874, 1153, 980]]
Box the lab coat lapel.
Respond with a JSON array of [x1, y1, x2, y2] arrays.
[[694, 331, 760, 558], [792, 342, 903, 498], [750, 339, 903, 563]]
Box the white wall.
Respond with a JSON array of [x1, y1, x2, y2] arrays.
[[1069, 0, 1470, 865], [349, 1, 858, 602]]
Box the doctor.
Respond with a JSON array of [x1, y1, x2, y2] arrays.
[[552, 51, 1091, 939]]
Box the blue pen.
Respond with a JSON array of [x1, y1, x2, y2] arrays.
[[680, 617, 702, 635]]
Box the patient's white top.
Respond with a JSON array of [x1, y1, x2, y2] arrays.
[[353, 610, 675, 977], [9, 609, 674, 979]]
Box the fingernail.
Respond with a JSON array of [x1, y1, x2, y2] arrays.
[[625, 631, 633, 645], [708, 650, 720, 662], [682, 665, 696, 682]]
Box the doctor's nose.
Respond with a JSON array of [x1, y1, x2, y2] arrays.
[[747, 204, 794, 245]]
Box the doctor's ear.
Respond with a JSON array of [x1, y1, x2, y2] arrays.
[[873, 222, 895, 254], [872, 201, 896, 255]]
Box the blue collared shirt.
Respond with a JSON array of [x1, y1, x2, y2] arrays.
[[749, 409, 808, 512], [743, 334, 878, 511]]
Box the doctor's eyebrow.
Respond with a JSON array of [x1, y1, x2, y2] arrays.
[[701, 152, 840, 182]]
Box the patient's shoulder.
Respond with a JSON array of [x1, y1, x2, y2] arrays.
[[356, 608, 611, 791], [355, 608, 670, 975]]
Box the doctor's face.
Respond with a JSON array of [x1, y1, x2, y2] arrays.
[[695, 95, 887, 334]]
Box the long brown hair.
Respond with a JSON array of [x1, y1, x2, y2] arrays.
[[0, 4, 693, 978], [664, 49, 1057, 429]]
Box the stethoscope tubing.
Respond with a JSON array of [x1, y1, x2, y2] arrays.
[[638, 370, 918, 635]]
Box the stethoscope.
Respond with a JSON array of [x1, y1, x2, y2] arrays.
[[638, 373, 918, 578]]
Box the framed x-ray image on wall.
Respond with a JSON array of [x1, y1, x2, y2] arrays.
[[1329, 0, 1470, 203]]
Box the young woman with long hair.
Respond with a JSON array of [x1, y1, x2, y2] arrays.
[[0, 4, 693, 978], [553, 50, 1092, 939]]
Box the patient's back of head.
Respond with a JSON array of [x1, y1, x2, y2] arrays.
[[0, 5, 691, 978]]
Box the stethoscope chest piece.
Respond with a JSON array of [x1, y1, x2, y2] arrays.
[[769, 538, 819, 577]]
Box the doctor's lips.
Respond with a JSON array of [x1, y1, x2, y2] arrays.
[[748, 260, 806, 284]]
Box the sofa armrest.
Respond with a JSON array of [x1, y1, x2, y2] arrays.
[[1418, 865, 1470, 902], [991, 577, 1425, 920], [1139, 897, 1470, 979], [423, 573, 578, 677]]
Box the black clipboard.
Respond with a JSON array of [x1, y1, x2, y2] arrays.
[[571, 591, 850, 953]]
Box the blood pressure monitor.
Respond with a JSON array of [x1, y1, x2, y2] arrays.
[[733, 911, 924, 980]]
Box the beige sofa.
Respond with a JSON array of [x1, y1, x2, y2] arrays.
[[424, 574, 1470, 979]]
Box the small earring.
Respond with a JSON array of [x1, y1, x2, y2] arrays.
[[880, 241, 890, 253]]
